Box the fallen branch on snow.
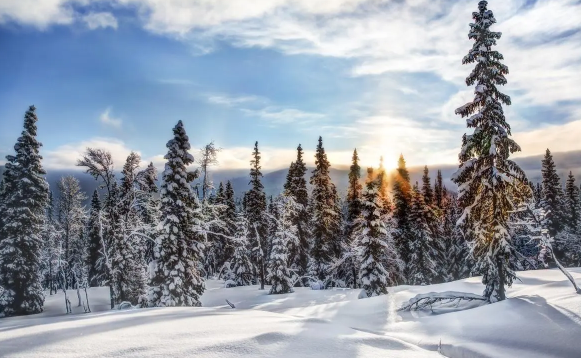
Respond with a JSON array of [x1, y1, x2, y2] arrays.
[[398, 291, 488, 312]]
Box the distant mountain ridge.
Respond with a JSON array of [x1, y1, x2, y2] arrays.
[[1, 150, 580, 205]]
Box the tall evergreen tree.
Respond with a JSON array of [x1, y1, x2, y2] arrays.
[[355, 168, 399, 297], [230, 212, 254, 286], [267, 195, 298, 294], [452, 1, 528, 302], [377, 156, 391, 215], [346, 149, 363, 233], [0, 105, 50, 317], [283, 144, 310, 279], [136, 162, 160, 264], [421, 166, 433, 206], [247, 141, 268, 289], [565, 172, 580, 231], [392, 154, 412, 280], [110, 152, 147, 305], [541, 149, 565, 238], [86, 190, 103, 287], [434, 170, 444, 209], [148, 121, 205, 307], [309, 137, 342, 282], [408, 184, 438, 285]]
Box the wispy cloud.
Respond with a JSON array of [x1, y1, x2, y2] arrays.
[[206, 94, 264, 107], [241, 107, 325, 124], [157, 78, 196, 86], [99, 108, 122, 128], [82, 12, 118, 30]]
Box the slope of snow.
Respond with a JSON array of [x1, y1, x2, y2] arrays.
[[1, 269, 580, 358]]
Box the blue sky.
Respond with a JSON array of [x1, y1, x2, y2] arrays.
[[1, 0, 580, 171]]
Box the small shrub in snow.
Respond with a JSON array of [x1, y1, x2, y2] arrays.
[[117, 301, 134, 310], [224, 280, 237, 288], [310, 281, 324, 290]]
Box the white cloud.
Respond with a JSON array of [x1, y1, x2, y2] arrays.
[[115, 0, 581, 125], [99, 108, 122, 128], [82, 11, 118, 30], [43, 137, 160, 170], [0, 0, 75, 29]]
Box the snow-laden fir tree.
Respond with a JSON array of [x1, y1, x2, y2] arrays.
[[452, 1, 529, 302], [392, 154, 412, 280], [148, 121, 205, 307], [355, 168, 399, 298], [135, 162, 160, 264], [283, 144, 310, 279], [420, 166, 445, 283], [0, 105, 50, 317], [86, 190, 103, 287], [346, 149, 363, 234], [229, 212, 254, 286], [408, 184, 438, 285], [564, 172, 579, 233], [541, 149, 565, 239], [440, 191, 470, 281], [558, 172, 581, 266], [309, 137, 342, 283], [377, 156, 391, 216], [247, 141, 268, 288], [111, 152, 147, 305], [267, 195, 300, 294], [336, 148, 364, 289], [434, 170, 444, 209]]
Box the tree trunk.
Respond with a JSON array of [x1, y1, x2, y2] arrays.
[[260, 258, 265, 290], [496, 254, 506, 301]]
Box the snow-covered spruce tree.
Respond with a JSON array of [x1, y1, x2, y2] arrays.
[[283, 144, 310, 280], [346, 149, 363, 234], [420, 166, 446, 283], [434, 170, 444, 209], [564, 172, 579, 233], [246, 142, 268, 289], [559, 172, 581, 266], [111, 152, 147, 305], [230, 212, 254, 286], [541, 149, 565, 239], [392, 154, 412, 281], [408, 184, 438, 285], [86, 190, 103, 287], [452, 1, 529, 302], [441, 192, 470, 281], [337, 148, 363, 288], [309, 137, 342, 283], [267, 195, 299, 294], [222, 181, 237, 263], [136, 162, 160, 264], [377, 156, 392, 216], [0, 105, 50, 317], [148, 120, 205, 307], [355, 168, 399, 298]]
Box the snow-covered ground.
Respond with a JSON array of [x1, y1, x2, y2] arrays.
[[1, 269, 581, 358]]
